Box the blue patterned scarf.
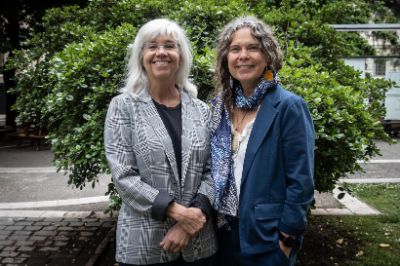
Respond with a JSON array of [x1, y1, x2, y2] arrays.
[[211, 72, 279, 217]]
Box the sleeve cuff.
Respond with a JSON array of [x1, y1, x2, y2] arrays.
[[189, 193, 213, 219], [151, 190, 174, 221], [278, 221, 305, 237]]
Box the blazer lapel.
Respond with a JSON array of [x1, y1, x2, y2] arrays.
[[180, 91, 192, 187], [241, 85, 281, 186], [139, 89, 180, 184]]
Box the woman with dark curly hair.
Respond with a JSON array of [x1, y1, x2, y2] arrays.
[[210, 16, 315, 266]]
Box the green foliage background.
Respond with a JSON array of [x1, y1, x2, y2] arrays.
[[7, 0, 399, 210]]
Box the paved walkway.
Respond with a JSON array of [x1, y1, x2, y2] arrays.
[[0, 215, 115, 266], [312, 139, 400, 216], [0, 138, 399, 265], [0, 141, 117, 266]]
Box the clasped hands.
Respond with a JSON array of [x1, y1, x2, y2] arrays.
[[160, 202, 206, 253]]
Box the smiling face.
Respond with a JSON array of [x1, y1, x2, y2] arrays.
[[227, 27, 268, 93], [142, 35, 181, 84]]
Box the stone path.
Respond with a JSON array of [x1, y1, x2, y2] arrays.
[[0, 215, 116, 266], [0, 145, 116, 265], [313, 165, 400, 216], [339, 177, 400, 184], [312, 185, 381, 216], [312, 140, 400, 216]]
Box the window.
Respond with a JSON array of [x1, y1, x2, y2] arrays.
[[374, 60, 386, 76]]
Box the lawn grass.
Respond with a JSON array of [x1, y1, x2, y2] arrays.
[[343, 183, 400, 265], [298, 183, 400, 266], [346, 183, 400, 216]]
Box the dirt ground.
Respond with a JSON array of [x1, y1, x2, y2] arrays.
[[297, 215, 360, 266]]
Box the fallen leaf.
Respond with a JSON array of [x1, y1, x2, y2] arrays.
[[379, 243, 390, 248], [336, 238, 344, 245]]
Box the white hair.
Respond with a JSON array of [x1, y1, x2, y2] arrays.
[[121, 18, 197, 97]]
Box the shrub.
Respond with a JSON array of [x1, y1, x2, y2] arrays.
[[8, 0, 396, 210]]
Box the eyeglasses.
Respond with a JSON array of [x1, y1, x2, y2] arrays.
[[143, 42, 180, 51]]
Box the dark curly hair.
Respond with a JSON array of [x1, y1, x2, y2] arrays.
[[215, 16, 283, 110]]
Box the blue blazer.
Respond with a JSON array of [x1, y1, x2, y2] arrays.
[[238, 84, 315, 255]]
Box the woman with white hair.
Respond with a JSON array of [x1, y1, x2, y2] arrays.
[[104, 18, 217, 266]]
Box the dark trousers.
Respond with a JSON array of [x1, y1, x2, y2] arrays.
[[216, 219, 299, 266], [119, 254, 216, 266]]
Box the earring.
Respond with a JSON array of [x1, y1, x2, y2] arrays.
[[263, 69, 274, 81]]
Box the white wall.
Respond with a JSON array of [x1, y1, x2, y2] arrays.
[[385, 72, 400, 120]]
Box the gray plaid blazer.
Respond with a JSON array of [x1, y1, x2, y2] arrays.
[[104, 89, 217, 265]]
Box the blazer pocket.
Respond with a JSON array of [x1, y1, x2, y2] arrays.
[[249, 203, 284, 246], [254, 203, 283, 220]]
